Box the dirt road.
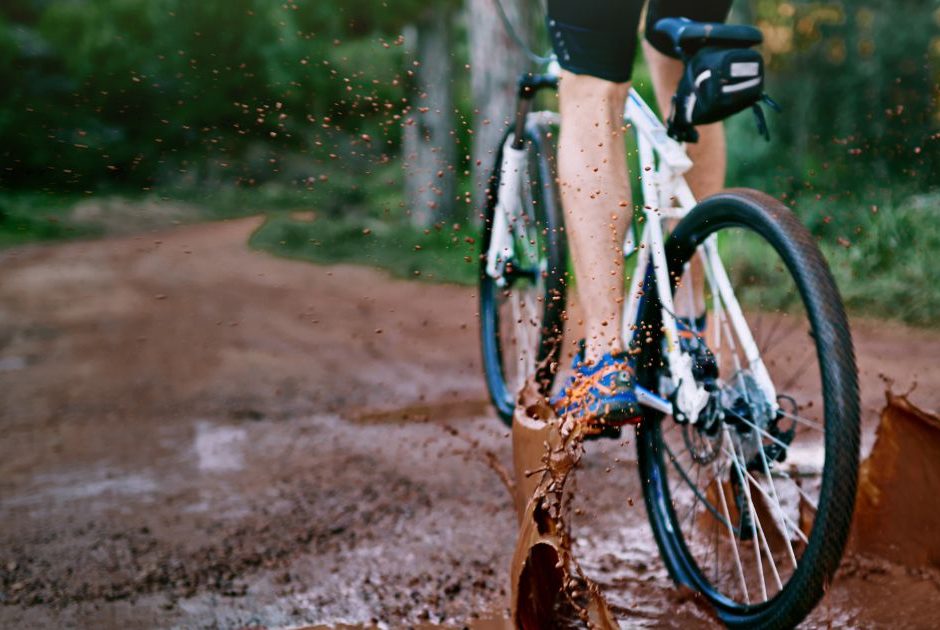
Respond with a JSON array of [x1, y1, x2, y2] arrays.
[[1, 218, 939, 628]]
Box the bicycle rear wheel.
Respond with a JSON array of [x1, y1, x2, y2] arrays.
[[635, 189, 860, 628], [479, 123, 567, 424]]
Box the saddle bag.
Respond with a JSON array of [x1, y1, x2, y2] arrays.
[[668, 46, 772, 143]]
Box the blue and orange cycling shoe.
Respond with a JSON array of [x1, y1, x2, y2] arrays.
[[550, 350, 643, 426]]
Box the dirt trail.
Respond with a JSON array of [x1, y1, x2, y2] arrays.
[[1, 218, 939, 628]]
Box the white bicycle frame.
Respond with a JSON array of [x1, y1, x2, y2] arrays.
[[485, 72, 778, 424]]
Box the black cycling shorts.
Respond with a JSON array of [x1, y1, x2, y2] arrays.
[[547, 0, 734, 83]]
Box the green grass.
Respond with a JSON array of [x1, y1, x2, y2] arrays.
[[0, 192, 103, 247], [713, 190, 940, 327], [0, 149, 406, 249], [3, 165, 939, 327], [819, 192, 940, 326], [248, 211, 481, 286]]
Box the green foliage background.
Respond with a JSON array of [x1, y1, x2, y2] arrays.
[[0, 0, 430, 190], [1, 0, 938, 323]]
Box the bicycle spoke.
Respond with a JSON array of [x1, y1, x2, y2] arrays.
[[712, 457, 749, 604], [726, 429, 780, 602], [668, 447, 696, 498], [772, 468, 820, 512], [740, 465, 810, 546], [683, 464, 708, 530], [774, 349, 818, 397], [755, 311, 798, 359], [755, 429, 800, 569], [754, 497, 785, 592], [662, 437, 738, 533], [722, 406, 792, 452], [778, 410, 824, 433]]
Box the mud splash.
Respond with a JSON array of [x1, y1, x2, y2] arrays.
[[509, 382, 617, 629], [508, 385, 940, 628], [851, 391, 940, 568]]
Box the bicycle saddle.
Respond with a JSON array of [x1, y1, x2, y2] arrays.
[[654, 17, 762, 55]]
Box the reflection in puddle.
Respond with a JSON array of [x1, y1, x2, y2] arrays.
[[194, 421, 247, 472]]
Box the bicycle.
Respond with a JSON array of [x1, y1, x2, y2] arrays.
[[477, 19, 860, 629]]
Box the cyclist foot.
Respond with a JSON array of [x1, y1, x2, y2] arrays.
[[551, 350, 642, 429]]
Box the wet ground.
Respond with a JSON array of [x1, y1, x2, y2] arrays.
[[1, 217, 939, 628]]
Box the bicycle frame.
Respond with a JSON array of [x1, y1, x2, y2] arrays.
[[486, 67, 778, 423]]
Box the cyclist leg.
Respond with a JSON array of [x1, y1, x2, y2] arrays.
[[547, 0, 643, 364], [557, 75, 630, 363], [642, 0, 733, 319]]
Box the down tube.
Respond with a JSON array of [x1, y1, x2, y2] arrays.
[[621, 222, 650, 349]]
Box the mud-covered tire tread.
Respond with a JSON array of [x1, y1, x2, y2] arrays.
[[635, 189, 860, 629], [479, 123, 567, 425]]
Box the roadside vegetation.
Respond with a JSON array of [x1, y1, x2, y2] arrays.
[[1, 0, 937, 325]]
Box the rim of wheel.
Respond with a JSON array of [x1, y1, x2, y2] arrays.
[[637, 193, 858, 623], [494, 146, 547, 401], [480, 126, 566, 422]]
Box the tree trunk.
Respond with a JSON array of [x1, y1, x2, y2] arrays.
[[466, 0, 537, 215], [402, 6, 457, 228]]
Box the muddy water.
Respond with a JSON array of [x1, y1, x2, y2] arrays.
[[1, 219, 939, 627]]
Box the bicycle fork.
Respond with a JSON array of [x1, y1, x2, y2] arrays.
[[485, 138, 526, 287], [485, 72, 560, 286]]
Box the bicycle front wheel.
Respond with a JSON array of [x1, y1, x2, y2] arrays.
[[479, 123, 567, 424], [635, 189, 860, 628]]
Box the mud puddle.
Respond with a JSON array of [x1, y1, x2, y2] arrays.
[[348, 399, 493, 425]]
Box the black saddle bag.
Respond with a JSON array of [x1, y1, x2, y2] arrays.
[[667, 46, 770, 142]]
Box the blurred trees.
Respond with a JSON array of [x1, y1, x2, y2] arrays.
[[733, 0, 939, 196], [0, 0, 422, 190], [402, 3, 458, 227], [402, 0, 539, 224], [0, 0, 936, 213], [466, 0, 539, 208]]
